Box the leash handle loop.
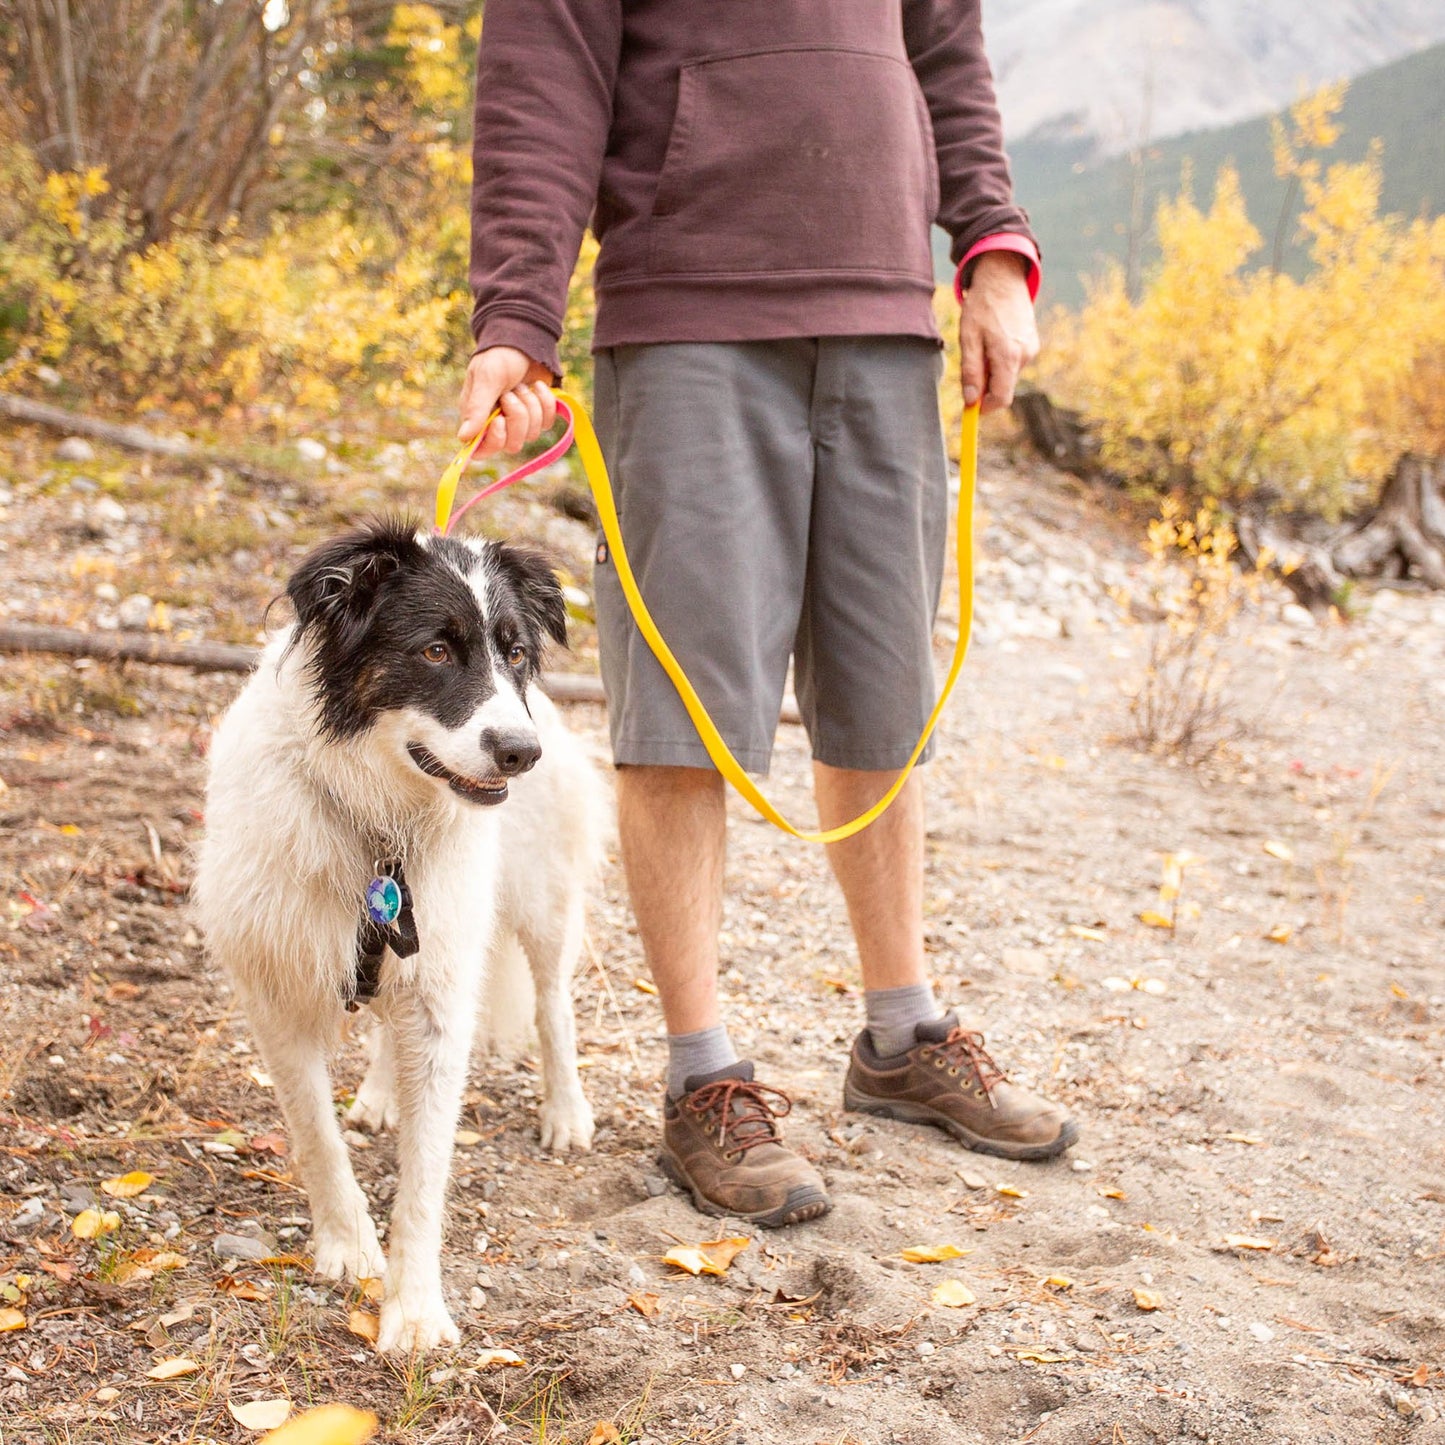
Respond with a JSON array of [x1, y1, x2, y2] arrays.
[[436, 391, 979, 845]]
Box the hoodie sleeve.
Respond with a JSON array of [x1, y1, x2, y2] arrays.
[[903, 0, 1039, 271], [468, 0, 623, 376]]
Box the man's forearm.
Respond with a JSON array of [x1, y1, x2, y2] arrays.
[[469, 0, 623, 374]]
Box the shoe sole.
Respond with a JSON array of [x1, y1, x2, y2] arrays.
[[656, 1152, 832, 1229], [842, 1083, 1079, 1162]]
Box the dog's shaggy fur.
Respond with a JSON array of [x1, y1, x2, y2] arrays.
[[194, 518, 600, 1352]]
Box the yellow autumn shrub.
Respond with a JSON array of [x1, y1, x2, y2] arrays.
[[1040, 87, 1445, 517]]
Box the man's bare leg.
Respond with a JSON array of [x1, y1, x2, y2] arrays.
[[615, 764, 727, 1038]]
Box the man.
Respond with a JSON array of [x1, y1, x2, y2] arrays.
[[459, 0, 1077, 1227]]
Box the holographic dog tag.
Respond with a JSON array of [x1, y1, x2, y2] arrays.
[[364, 874, 403, 926]]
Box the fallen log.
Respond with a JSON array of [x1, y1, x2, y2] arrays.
[[1011, 389, 1103, 479], [1331, 454, 1445, 590], [0, 621, 805, 722]]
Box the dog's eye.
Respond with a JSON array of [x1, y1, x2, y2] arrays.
[[507, 644, 527, 668], [422, 642, 451, 665]]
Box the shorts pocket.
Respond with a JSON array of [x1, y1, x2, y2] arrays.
[[649, 47, 937, 280]]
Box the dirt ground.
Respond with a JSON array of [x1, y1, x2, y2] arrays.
[[2, 410, 1443, 1445]]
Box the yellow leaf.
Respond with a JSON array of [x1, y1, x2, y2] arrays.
[[587, 1426, 622, 1445], [145, 1357, 200, 1380], [454, 1130, 482, 1146], [346, 1309, 379, 1345], [217, 1276, 270, 1301], [132, 1248, 187, 1271], [1043, 1276, 1074, 1290], [1389, 982, 1409, 999], [1262, 840, 1294, 862], [1265, 925, 1293, 944], [664, 1237, 750, 1276], [59, 823, 82, 836], [228, 1399, 293, 1431], [73, 1208, 121, 1239], [632, 977, 658, 995], [996, 1185, 1029, 1199], [931, 1279, 976, 1308], [0, 1307, 26, 1332], [1139, 910, 1175, 930], [101, 1170, 153, 1198], [1015, 1349, 1073, 1364], [1067, 925, 1107, 941], [1222, 1234, 1276, 1251], [901, 1243, 971, 1263], [626, 1292, 660, 1317], [476, 1348, 526, 1369], [259, 1405, 377, 1445], [356, 1277, 384, 1304], [1133, 1288, 1163, 1311], [1098, 1187, 1127, 1200]]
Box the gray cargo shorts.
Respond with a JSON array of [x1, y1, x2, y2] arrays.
[[592, 336, 949, 774]]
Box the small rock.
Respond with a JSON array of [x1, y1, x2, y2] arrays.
[[116, 594, 153, 630], [94, 1386, 119, 1404], [57, 436, 96, 463], [1248, 1322, 1274, 1343], [469, 1287, 487, 1311], [35, 365, 62, 389], [94, 582, 119, 603], [1001, 947, 1050, 978], [10, 1198, 45, 1232], [627, 1263, 647, 1289], [86, 497, 128, 536], [643, 1174, 668, 1198], [730, 1363, 747, 1380], [1282, 603, 1317, 630], [958, 1170, 988, 1190], [917, 1341, 936, 1357], [1070, 1159, 1095, 1174], [212, 1232, 272, 1263], [295, 438, 328, 463]]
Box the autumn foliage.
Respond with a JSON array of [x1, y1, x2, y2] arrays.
[[1040, 86, 1445, 516]]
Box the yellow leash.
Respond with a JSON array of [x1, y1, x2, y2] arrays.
[[436, 391, 979, 844]]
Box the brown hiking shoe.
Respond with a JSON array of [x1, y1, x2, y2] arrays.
[[844, 1014, 1078, 1161], [659, 1062, 831, 1228]]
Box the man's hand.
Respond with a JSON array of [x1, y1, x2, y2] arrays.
[[457, 346, 558, 455], [958, 251, 1040, 415]]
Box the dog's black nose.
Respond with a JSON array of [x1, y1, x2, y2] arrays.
[[483, 727, 541, 777]]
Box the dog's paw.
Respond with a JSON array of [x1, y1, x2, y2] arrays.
[[377, 1293, 460, 1355], [311, 1214, 386, 1283], [538, 1093, 595, 1154], [345, 1088, 398, 1134]]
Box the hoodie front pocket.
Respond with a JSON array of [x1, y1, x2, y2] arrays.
[[649, 47, 937, 281]]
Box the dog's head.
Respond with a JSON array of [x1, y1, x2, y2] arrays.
[[284, 516, 567, 805]]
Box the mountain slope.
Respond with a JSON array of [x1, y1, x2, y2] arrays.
[[1000, 39, 1445, 308], [984, 0, 1445, 153]]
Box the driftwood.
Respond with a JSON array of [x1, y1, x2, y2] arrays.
[[0, 622, 806, 723], [1237, 455, 1445, 611], [1011, 389, 1103, 479]]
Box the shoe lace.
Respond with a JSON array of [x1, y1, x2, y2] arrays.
[[928, 1029, 1008, 1108], [687, 1079, 793, 1154]]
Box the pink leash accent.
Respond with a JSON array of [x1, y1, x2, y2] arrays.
[[440, 398, 577, 536]]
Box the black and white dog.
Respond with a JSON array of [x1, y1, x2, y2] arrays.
[[194, 518, 599, 1353]]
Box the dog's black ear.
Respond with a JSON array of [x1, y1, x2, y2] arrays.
[[494, 544, 569, 650], [287, 517, 423, 638]]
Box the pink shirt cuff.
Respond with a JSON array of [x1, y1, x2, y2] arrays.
[[954, 233, 1041, 302]]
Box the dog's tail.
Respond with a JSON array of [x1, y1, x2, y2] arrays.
[[476, 932, 536, 1057]]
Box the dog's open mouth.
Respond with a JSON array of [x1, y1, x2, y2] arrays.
[[406, 743, 509, 805]]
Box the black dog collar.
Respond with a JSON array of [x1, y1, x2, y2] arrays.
[[347, 858, 419, 1010]]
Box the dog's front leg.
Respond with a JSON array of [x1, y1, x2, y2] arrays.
[[376, 981, 475, 1353], [245, 1002, 385, 1284]]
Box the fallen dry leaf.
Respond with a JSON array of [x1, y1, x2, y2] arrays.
[[1265, 925, 1293, 945], [250, 1133, 287, 1157], [1138, 910, 1174, 930], [1262, 840, 1294, 862], [664, 1237, 750, 1276], [346, 1309, 379, 1345], [356, 1277, 384, 1304], [1133, 1288, 1163, 1311], [476, 1348, 526, 1369], [454, 1130, 483, 1147], [217, 1276, 270, 1301], [626, 1292, 660, 1318], [1222, 1234, 1277, 1252], [632, 977, 658, 995], [1067, 924, 1107, 942], [145, 1357, 201, 1381], [1220, 1133, 1265, 1145], [1043, 1275, 1074, 1290], [0, 1307, 26, 1332], [258, 1404, 377, 1445], [101, 1170, 153, 1199], [132, 1248, 186, 1271], [228, 1398, 292, 1431], [901, 1243, 972, 1263], [932, 1279, 976, 1308], [72, 1208, 121, 1239], [587, 1425, 622, 1445], [996, 1185, 1029, 1199], [1015, 1349, 1074, 1364], [1098, 1187, 1127, 1200]]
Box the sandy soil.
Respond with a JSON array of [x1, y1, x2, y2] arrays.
[[2, 415, 1443, 1444]]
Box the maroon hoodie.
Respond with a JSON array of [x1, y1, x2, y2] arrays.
[[469, 0, 1033, 376]]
